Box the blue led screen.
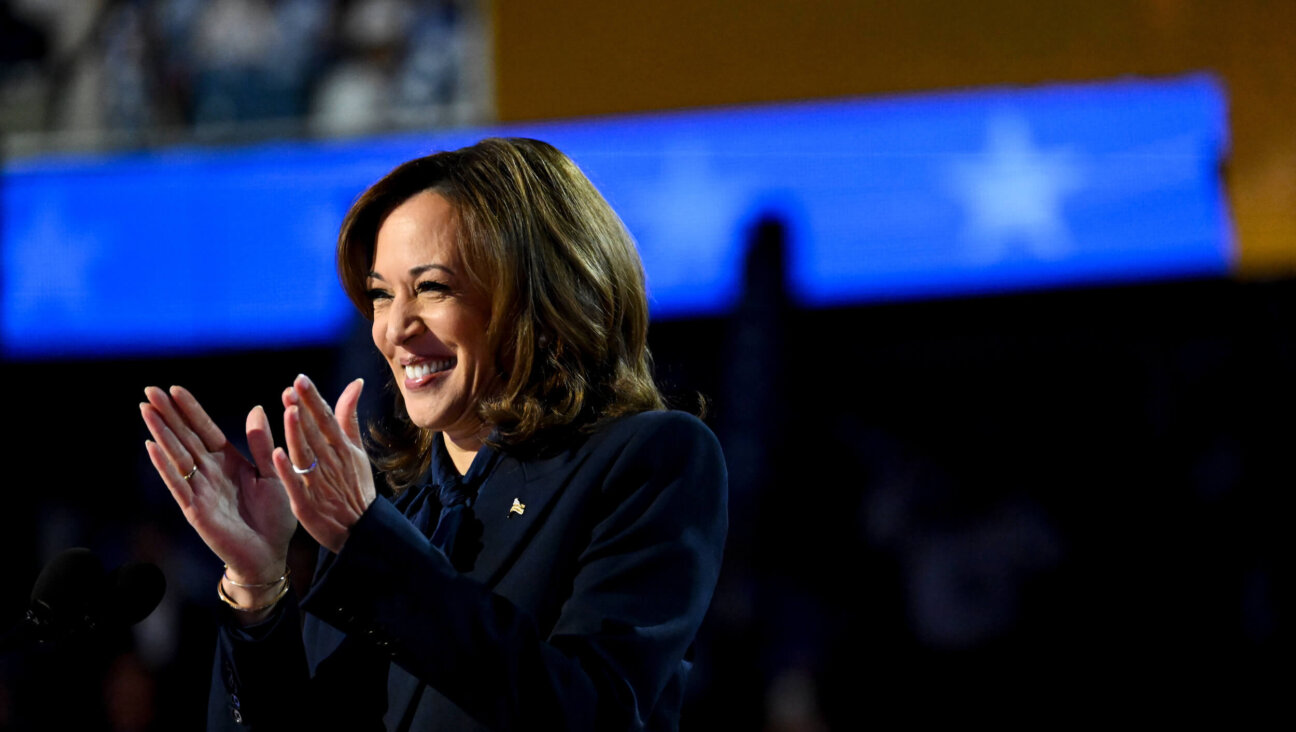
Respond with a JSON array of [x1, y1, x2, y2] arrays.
[[2, 74, 1230, 359]]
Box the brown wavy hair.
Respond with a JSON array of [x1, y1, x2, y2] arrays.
[[338, 138, 665, 490]]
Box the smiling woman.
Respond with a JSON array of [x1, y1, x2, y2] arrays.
[[338, 138, 669, 491], [366, 191, 496, 471], [140, 137, 727, 731]]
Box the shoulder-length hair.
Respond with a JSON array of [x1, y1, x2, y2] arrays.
[[338, 137, 664, 490]]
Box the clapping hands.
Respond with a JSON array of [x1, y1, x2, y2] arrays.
[[141, 375, 376, 588], [272, 374, 376, 554]]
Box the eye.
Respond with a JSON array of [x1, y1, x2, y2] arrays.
[[365, 287, 392, 305], [417, 281, 450, 295]]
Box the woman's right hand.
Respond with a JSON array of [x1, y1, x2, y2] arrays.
[[141, 386, 297, 589]]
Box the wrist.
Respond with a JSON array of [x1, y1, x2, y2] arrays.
[[218, 565, 291, 622], [224, 563, 288, 588]]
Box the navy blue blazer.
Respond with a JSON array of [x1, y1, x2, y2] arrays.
[[209, 410, 727, 730]]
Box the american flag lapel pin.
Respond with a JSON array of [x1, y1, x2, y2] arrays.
[[509, 498, 526, 518]]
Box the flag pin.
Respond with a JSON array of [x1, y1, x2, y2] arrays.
[[509, 498, 526, 518]]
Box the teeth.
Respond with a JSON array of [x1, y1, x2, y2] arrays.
[[404, 359, 454, 379]]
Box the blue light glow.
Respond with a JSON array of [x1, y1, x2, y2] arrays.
[[2, 74, 1230, 358]]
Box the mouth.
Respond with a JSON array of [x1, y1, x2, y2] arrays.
[[403, 357, 456, 386]]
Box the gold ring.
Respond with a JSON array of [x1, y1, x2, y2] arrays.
[[183, 464, 198, 481]]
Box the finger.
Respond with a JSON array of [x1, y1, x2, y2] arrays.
[[146, 439, 194, 511], [281, 385, 298, 410], [144, 386, 209, 459], [282, 405, 318, 477], [273, 446, 309, 523], [273, 445, 321, 523], [169, 385, 229, 453], [334, 378, 365, 445], [273, 445, 302, 496], [274, 447, 348, 554], [283, 406, 368, 522], [141, 402, 197, 477], [245, 405, 276, 477], [289, 377, 350, 477], [293, 374, 350, 450]]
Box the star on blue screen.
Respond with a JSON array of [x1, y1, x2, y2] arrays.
[[2, 74, 1230, 359]]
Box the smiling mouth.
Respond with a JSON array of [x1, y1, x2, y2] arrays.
[[404, 358, 456, 380]]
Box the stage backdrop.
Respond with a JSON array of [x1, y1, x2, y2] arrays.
[[3, 75, 1228, 358]]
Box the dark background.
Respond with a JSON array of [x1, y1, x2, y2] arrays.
[[3, 1, 1293, 728], [3, 222, 1289, 727]]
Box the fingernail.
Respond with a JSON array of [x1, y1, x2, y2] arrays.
[[296, 373, 312, 389]]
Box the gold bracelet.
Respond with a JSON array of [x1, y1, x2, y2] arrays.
[[217, 574, 290, 613], [223, 565, 290, 589]]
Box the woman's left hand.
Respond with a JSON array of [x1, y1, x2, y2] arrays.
[[272, 374, 377, 554]]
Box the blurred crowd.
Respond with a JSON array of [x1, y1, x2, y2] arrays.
[[0, 0, 491, 153]]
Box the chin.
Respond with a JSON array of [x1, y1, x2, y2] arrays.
[[410, 416, 444, 431], [403, 407, 442, 431], [405, 403, 463, 433]]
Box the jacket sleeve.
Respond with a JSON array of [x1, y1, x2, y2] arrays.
[[207, 587, 393, 730], [207, 595, 308, 730], [300, 412, 728, 730]]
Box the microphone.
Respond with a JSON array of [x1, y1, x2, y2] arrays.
[[27, 547, 104, 639], [103, 560, 167, 627], [3, 547, 166, 652]]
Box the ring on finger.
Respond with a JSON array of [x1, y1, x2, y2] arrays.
[[292, 459, 318, 475], [183, 464, 199, 481]]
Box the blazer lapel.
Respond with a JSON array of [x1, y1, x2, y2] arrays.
[[383, 442, 591, 726], [467, 447, 579, 587]]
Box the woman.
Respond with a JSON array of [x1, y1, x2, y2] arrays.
[[139, 138, 727, 730]]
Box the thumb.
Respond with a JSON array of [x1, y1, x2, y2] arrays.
[[246, 405, 276, 476], [335, 378, 365, 444]]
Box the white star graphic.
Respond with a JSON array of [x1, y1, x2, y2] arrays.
[[620, 139, 757, 309], [3, 202, 104, 336], [947, 114, 1086, 263]]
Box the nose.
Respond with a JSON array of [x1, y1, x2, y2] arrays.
[[385, 293, 424, 346]]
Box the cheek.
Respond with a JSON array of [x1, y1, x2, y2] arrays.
[[370, 317, 389, 355], [460, 317, 492, 367]]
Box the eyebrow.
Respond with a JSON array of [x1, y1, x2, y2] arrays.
[[367, 264, 455, 281]]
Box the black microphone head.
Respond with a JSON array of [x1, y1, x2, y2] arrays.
[[29, 547, 105, 632], [105, 561, 166, 626], [26, 549, 166, 642]]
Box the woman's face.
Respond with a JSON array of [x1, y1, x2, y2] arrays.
[[368, 191, 495, 441]]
